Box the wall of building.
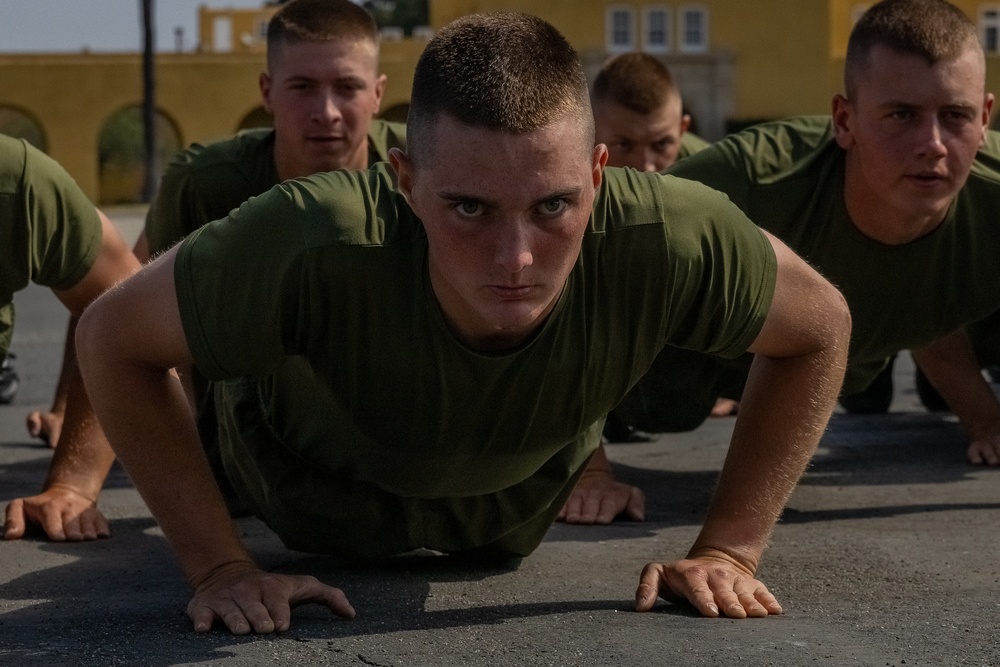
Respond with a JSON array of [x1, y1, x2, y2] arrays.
[[0, 40, 420, 203]]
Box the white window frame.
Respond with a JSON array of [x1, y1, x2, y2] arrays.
[[678, 5, 709, 54], [606, 6, 637, 54], [643, 6, 671, 54], [212, 16, 233, 53], [981, 6, 1000, 54]]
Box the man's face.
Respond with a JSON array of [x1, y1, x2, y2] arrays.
[[391, 114, 607, 351], [261, 38, 386, 180], [594, 97, 689, 172], [834, 44, 993, 242]]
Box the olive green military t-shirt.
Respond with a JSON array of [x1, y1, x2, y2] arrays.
[[678, 132, 711, 160], [174, 165, 776, 558], [145, 119, 407, 255], [617, 116, 1000, 432], [0, 136, 102, 358]]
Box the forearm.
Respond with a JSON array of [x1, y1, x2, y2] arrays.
[[912, 331, 1000, 440], [46, 316, 78, 415], [42, 355, 115, 499], [75, 261, 255, 587], [692, 344, 845, 569]]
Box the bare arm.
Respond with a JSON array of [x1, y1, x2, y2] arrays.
[[76, 247, 353, 633], [635, 230, 851, 617], [5, 210, 140, 540], [911, 330, 1000, 465]]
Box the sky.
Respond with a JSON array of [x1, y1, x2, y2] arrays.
[[0, 1, 271, 53]]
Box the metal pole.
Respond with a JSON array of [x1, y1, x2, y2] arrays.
[[141, 0, 157, 202]]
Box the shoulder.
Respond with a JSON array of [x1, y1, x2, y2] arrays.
[[594, 168, 760, 249], [180, 128, 275, 176], [968, 130, 1000, 186], [678, 132, 711, 157], [672, 116, 838, 185], [367, 119, 407, 163], [0, 135, 28, 193], [0, 136, 84, 197], [236, 162, 414, 249]]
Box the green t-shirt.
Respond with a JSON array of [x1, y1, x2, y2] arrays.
[[174, 165, 776, 558], [617, 116, 1000, 431], [0, 136, 102, 358], [678, 132, 711, 160], [145, 119, 407, 255]]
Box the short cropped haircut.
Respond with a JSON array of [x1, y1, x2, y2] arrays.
[[267, 0, 379, 70], [592, 52, 681, 115], [845, 0, 981, 99], [406, 12, 593, 166]]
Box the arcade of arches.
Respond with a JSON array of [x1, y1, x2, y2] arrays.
[[0, 43, 423, 204]]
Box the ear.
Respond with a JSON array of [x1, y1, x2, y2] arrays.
[[679, 113, 692, 136], [981, 93, 995, 147], [372, 74, 388, 114], [389, 147, 416, 208], [831, 93, 855, 150], [259, 72, 274, 114], [591, 143, 608, 189]]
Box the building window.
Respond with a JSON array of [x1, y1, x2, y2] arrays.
[[982, 7, 1000, 53], [606, 6, 637, 53], [678, 5, 709, 54], [644, 6, 671, 54], [212, 16, 233, 52]]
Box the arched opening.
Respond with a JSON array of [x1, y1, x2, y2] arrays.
[[237, 106, 272, 131], [0, 106, 48, 152], [97, 105, 182, 205], [379, 102, 409, 124]]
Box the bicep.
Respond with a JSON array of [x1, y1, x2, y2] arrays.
[[77, 245, 194, 373], [54, 209, 141, 316], [747, 230, 850, 359]]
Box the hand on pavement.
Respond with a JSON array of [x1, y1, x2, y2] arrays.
[[188, 561, 356, 634], [3, 483, 109, 541], [634, 549, 782, 618], [557, 468, 644, 524], [967, 432, 1000, 466]]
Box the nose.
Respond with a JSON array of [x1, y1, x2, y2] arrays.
[[313, 89, 342, 123], [494, 218, 533, 274], [916, 117, 947, 158], [643, 150, 662, 172]]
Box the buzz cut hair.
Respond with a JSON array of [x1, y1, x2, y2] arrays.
[[406, 12, 593, 166], [267, 0, 379, 70], [592, 52, 681, 115], [845, 0, 982, 99]]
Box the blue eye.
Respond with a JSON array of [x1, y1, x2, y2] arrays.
[[456, 201, 484, 217], [538, 199, 567, 215]]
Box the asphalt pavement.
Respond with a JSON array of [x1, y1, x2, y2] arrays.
[[1, 208, 998, 667]]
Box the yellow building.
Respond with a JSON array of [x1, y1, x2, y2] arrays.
[[0, 4, 424, 204], [5, 1, 1000, 203], [431, 0, 1000, 137]]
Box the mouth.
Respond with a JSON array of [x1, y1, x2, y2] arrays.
[[488, 284, 535, 300], [906, 171, 948, 184], [307, 135, 346, 145]]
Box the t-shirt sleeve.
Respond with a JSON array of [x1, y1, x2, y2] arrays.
[[668, 136, 754, 212], [0, 140, 103, 293], [144, 150, 210, 256], [654, 175, 777, 358], [174, 183, 306, 381]]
